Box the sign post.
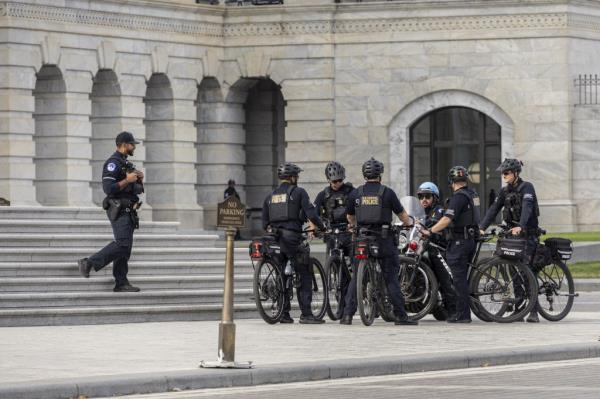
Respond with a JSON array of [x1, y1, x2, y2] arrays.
[[200, 196, 252, 369]]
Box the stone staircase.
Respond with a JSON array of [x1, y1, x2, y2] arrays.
[[0, 207, 257, 326]]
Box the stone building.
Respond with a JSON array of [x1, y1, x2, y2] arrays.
[[1, 0, 599, 232]]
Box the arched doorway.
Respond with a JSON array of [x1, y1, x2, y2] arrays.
[[409, 106, 501, 212]]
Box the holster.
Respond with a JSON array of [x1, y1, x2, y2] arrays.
[[102, 197, 123, 222]]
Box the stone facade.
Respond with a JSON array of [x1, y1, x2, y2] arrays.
[[1, 0, 600, 231]]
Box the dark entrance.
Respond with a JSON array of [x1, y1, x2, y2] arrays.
[[410, 107, 501, 213]]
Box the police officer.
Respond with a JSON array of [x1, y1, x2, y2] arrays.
[[424, 166, 480, 323], [417, 182, 457, 319], [340, 157, 417, 326], [262, 162, 326, 324], [77, 132, 144, 292], [313, 161, 354, 312], [479, 158, 541, 323]]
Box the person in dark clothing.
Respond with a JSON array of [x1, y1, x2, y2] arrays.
[[417, 181, 457, 319], [262, 162, 326, 324], [423, 166, 480, 323], [479, 158, 541, 322], [313, 161, 354, 313], [77, 131, 144, 292], [340, 157, 417, 326], [224, 179, 240, 200]]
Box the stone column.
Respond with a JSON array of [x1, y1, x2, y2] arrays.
[[0, 59, 39, 205], [196, 84, 246, 230]]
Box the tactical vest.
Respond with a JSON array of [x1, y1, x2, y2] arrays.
[[268, 185, 301, 223], [355, 185, 392, 225], [502, 181, 540, 228], [322, 186, 349, 224], [452, 188, 481, 231]]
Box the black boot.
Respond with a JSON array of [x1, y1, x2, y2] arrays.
[[299, 315, 325, 324], [78, 258, 92, 278], [526, 310, 540, 323], [280, 313, 294, 324], [340, 315, 352, 325]]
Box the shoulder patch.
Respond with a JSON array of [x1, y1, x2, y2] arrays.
[[106, 163, 116, 172]]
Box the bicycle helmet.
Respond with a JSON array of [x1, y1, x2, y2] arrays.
[[325, 161, 346, 181], [417, 182, 440, 198], [447, 166, 469, 184], [277, 162, 302, 179], [497, 158, 523, 173], [362, 157, 384, 179]]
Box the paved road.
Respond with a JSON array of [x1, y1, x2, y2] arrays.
[[108, 358, 600, 399]]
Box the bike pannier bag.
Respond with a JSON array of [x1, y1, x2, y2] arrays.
[[544, 238, 573, 261], [532, 243, 552, 271], [494, 237, 526, 260]]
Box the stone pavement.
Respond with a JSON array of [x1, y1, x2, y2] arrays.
[[1, 308, 600, 398]]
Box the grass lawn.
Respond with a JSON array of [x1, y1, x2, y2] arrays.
[[542, 231, 600, 242], [568, 261, 600, 278]]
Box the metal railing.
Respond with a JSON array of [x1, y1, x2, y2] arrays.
[[574, 74, 600, 105]]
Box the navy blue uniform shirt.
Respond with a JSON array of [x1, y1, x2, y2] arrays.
[[443, 187, 471, 223], [102, 151, 139, 202], [313, 183, 354, 223], [262, 183, 324, 232], [346, 181, 404, 226]]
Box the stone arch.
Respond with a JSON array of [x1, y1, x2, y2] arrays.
[[90, 69, 122, 205], [389, 90, 515, 196]]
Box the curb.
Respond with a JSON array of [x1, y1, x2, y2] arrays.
[[575, 279, 600, 292], [1, 342, 600, 399]]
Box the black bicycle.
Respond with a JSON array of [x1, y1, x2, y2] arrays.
[[249, 229, 328, 324], [323, 225, 353, 321]]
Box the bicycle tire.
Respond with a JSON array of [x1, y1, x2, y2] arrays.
[[471, 258, 537, 323], [253, 259, 285, 324], [357, 259, 376, 326], [468, 261, 495, 323], [325, 256, 344, 321], [398, 256, 438, 321], [536, 260, 575, 321], [309, 257, 328, 320]]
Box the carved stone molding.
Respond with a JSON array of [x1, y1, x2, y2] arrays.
[[236, 50, 271, 78]]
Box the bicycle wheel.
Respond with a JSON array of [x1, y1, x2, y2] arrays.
[[536, 261, 575, 321], [309, 257, 328, 320], [398, 256, 438, 321], [357, 259, 377, 326], [471, 258, 537, 323], [469, 261, 495, 323], [431, 292, 448, 321], [253, 259, 285, 324], [325, 256, 343, 321]]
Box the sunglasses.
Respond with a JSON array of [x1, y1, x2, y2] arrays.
[[502, 171, 513, 176], [331, 179, 343, 184], [418, 194, 433, 200]]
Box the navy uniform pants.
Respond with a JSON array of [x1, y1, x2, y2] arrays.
[[88, 210, 135, 287], [445, 237, 476, 321], [277, 230, 313, 317], [343, 235, 409, 320], [428, 247, 457, 317]]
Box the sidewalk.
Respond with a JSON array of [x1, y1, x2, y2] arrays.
[[1, 311, 600, 398]]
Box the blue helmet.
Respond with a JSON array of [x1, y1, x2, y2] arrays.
[[417, 182, 440, 198]]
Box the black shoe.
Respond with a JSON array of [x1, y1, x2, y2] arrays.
[[447, 318, 472, 324], [394, 317, 418, 326], [299, 315, 325, 324], [78, 258, 92, 278], [280, 313, 294, 324], [340, 315, 353, 325], [113, 284, 141, 292], [526, 312, 540, 323]]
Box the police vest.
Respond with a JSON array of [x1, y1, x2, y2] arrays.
[[452, 188, 481, 230], [268, 185, 301, 223], [502, 181, 540, 227], [355, 185, 392, 225], [322, 186, 350, 224]]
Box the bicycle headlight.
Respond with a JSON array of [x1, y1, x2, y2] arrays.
[[398, 234, 408, 250]]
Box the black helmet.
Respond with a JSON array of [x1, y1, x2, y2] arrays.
[[277, 162, 303, 179], [325, 161, 345, 181], [362, 157, 384, 179], [497, 158, 523, 173], [448, 166, 469, 184]]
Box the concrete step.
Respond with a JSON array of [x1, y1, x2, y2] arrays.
[[0, 260, 255, 277], [0, 219, 180, 234], [0, 247, 249, 262], [0, 206, 107, 220], [0, 303, 258, 327], [0, 274, 255, 292], [0, 233, 219, 248], [0, 288, 255, 308]]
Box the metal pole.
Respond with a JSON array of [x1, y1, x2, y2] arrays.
[[218, 227, 236, 362]]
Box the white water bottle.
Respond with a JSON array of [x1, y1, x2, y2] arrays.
[[284, 260, 293, 275]]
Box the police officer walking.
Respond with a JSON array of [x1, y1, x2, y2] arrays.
[[77, 132, 144, 292], [479, 158, 541, 323], [262, 162, 326, 324], [424, 166, 480, 323], [417, 182, 457, 319], [313, 161, 354, 312], [340, 158, 417, 326]]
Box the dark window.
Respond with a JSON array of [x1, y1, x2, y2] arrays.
[[409, 107, 501, 214]]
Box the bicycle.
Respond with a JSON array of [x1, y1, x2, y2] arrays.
[[249, 228, 328, 324], [323, 224, 353, 321], [468, 227, 539, 323]]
